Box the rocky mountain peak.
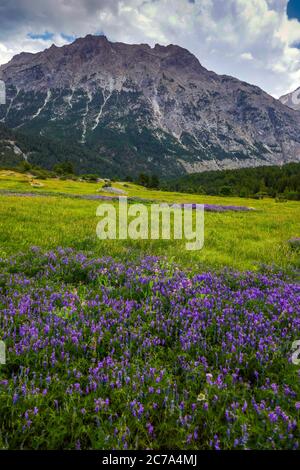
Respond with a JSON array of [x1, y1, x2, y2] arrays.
[[0, 35, 300, 177], [279, 86, 300, 111]]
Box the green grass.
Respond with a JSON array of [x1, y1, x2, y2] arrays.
[[0, 171, 299, 271], [0, 171, 300, 450]]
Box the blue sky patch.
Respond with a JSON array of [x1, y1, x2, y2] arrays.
[[287, 0, 300, 21], [61, 33, 77, 42], [291, 40, 300, 49], [27, 31, 54, 41]]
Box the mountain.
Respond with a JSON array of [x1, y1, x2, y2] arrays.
[[1, 34, 300, 177], [279, 86, 300, 111]]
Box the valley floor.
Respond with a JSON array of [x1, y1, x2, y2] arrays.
[[0, 171, 299, 272]]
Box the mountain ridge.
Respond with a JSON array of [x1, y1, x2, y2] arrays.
[[1, 34, 300, 177], [279, 86, 300, 111]]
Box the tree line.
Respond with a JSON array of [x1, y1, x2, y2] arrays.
[[161, 163, 300, 200]]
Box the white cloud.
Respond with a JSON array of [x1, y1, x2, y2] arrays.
[[0, 0, 300, 97], [240, 52, 254, 60]]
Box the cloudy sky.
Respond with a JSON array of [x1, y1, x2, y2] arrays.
[[0, 0, 300, 97]]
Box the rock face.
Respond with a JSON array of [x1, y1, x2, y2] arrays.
[[279, 86, 300, 111], [0, 80, 5, 104], [1, 34, 300, 177]]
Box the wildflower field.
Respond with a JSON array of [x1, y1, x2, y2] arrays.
[[0, 173, 299, 450], [0, 248, 300, 449]]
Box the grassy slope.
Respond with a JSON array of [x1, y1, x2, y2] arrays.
[[0, 171, 299, 271]]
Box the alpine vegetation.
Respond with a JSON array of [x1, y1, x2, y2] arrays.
[[96, 198, 204, 251]]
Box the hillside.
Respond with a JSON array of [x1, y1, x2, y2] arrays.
[[0, 123, 120, 176], [164, 162, 300, 199]]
